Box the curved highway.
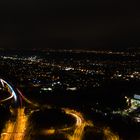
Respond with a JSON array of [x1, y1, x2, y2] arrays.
[[0, 79, 28, 140], [103, 127, 120, 140], [0, 79, 17, 103], [63, 108, 93, 140], [0, 78, 120, 140], [16, 88, 39, 107]]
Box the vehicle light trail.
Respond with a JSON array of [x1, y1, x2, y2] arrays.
[[0, 78, 120, 140], [103, 127, 120, 140], [0, 79, 17, 102], [0, 91, 13, 103], [1, 108, 28, 140], [17, 88, 38, 107], [63, 108, 93, 140], [0, 80, 37, 140]]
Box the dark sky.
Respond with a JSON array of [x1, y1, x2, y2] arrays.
[[0, 0, 140, 50]]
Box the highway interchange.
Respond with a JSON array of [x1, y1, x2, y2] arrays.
[[0, 78, 120, 140]]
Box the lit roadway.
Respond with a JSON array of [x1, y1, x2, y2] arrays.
[[63, 108, 93, 140], [0, 78, 120, 140], [0, 79, 28, 140], [1, 108, 28, 140], [0, 79, 17, 103], [103, 127, 120, 140], [63, 109, 119, 140]]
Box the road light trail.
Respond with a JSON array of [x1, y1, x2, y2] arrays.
[[0, 79, 17, 103], [0, 80, 37, 140], [0, 79, 28, 140], [17, 88, 39, 107], [1, 108, 28, 140], [63, 108, 93, 140], [103, 127, 120, 140], [0, 91, 13, 103], [0, 79, 120, 140], [0, 121, 15, 140], [12, 108, 28, 140]]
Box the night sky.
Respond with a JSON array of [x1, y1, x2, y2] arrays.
[[0, 0, 140, 50]]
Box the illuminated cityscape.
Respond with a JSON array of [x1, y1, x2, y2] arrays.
[[0, 0, 140, 139], [0, 49, 140, 140]]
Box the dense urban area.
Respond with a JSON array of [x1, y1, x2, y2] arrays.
[[0, 48, 140, 140]]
